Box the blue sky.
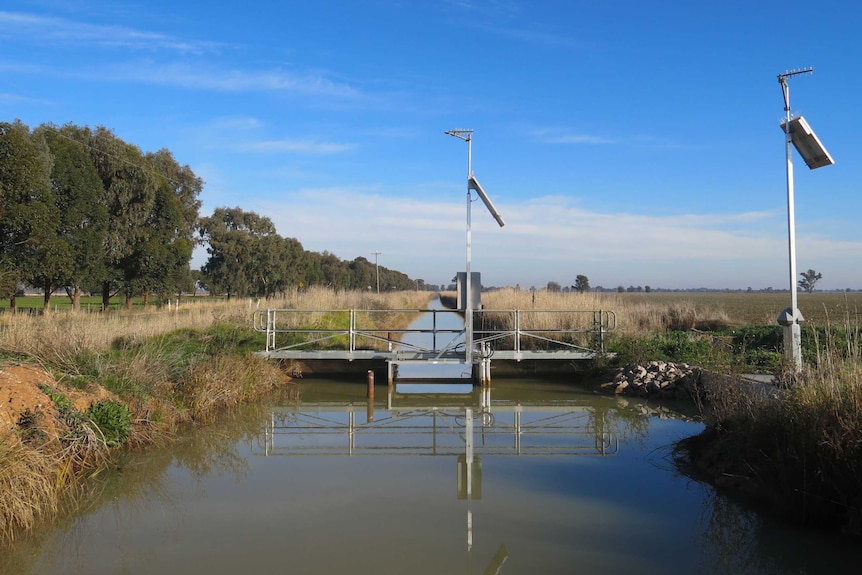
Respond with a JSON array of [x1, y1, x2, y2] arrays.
[[2, 0, 860, 290]]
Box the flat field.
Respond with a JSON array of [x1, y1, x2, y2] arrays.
[[609, 291, 862, 327]]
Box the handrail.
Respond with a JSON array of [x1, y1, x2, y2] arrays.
[[252, 308, 615, 356]]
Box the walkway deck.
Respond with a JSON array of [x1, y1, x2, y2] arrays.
[[253, 307, 616, 384]]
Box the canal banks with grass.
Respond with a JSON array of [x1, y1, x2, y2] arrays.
[[2, 287, 861, 552], [0, 289, 434, 545]]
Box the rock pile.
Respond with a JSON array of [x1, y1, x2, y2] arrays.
[[601, 361, 701, 399]]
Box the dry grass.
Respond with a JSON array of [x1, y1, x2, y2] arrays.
[[0, 289, 433, 359], [480, 288, 734, 336], [686, 317, 862, 533], [0, 442, 58, 542], [171, 355, 285, 423]]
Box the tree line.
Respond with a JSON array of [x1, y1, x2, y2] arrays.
[[0, 121, 418, 311]]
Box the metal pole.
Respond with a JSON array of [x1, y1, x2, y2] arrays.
[[372, 251, 382, 294], [445, 129, 476, 367], [465, 134, 473, 365], [785, 92, 802, 371], [779, 72, 806, 372]]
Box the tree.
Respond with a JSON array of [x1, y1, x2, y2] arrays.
[[546, 281, 561, 292], [88, 127, 159, 310], [0, 121, 54, 311], [573, 275, 590, 293], [199, 207, 277, 298], [143, 149, 202, 301], [799, 269, 822, 293], [316, 251, 353, 290], [37, 124, 108, 311], [117, 149, 202, 307]]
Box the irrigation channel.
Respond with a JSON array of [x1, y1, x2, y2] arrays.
[[5, 312, 862, 574]]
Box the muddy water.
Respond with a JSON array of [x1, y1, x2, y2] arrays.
[[4, 380, 862, 575]]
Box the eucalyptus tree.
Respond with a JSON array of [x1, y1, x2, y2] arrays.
[[798, 269, 823, 294], [246, 232, 285, 299], [297, 249, 325, 287], [248, 235, 312, 298], [119, 149, 202, 306], [0, 121, 54, 311], [88, 126, 159, 310], [199, 207, 276, 298], [315, 251, 353, 290], [573, 275, 591, 293], [35, 124, 108, 311], [348, 257, 376, 291]]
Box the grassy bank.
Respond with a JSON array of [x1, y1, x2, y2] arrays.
[[679, 343, 862, 535], [5, 287, 861, 540], [0, 288, 433, 544], [480, 288, 862, 534]]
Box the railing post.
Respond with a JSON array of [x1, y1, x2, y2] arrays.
[[433, 309, 438, 351], [597, 310, 605, 354], [514, 309, 521, 354], [349, 309, 355, 352], [267, 309, 274, 351]]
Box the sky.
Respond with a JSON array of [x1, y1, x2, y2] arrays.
[[1, 0, 861, 291]]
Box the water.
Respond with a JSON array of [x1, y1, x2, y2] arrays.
[[5, 379, 862, 575]]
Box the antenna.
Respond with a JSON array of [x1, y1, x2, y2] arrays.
[[444, 129, 473, 142], [778, 67, 813, 111], [778, 67, 813, 80]]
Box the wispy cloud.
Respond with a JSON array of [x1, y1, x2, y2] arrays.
[[193, 117, 356, 156], [441, 0, 582, 49], [0, 91, 50, 106], [531, 128, 618, 145], [192, 181, 862, 288], [529, 127, 681, 148], [237, 139, 356, 155], [0, 11, 222, 54], [1, 57, 360, 99]]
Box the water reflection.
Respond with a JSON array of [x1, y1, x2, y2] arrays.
[[257, 383, 624, 573], [258, 390, 620, 458], [4, 381, 862, 574]]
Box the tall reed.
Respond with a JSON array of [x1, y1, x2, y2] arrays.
[[480, 288, 733, 337], [688, 317, 862, 533]]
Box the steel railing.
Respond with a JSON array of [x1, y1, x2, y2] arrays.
[[253, 308, 615, 357]]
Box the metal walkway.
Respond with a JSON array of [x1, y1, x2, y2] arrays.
[[253, 307, 615, 384]]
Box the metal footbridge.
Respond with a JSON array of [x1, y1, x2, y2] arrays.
[[254, 304, 615, 384]]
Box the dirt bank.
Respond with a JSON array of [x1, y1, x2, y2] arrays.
[[1, 363, 117, 447]]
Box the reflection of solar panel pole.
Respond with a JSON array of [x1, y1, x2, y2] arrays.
[[482, 544, 509, 575], [777, 68, 834, 372], [465, 408, 473, 551]]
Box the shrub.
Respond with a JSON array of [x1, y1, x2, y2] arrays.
[[85, 401, 131, 448], [609, 331, 721, 366]]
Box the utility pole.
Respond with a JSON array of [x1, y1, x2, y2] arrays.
[[372, 251, 382, 294]]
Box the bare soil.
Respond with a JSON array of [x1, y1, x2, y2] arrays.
[[0, 363, 116, 446]]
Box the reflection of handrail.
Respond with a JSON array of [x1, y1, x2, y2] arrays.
[[254, 406, 619, 458]]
